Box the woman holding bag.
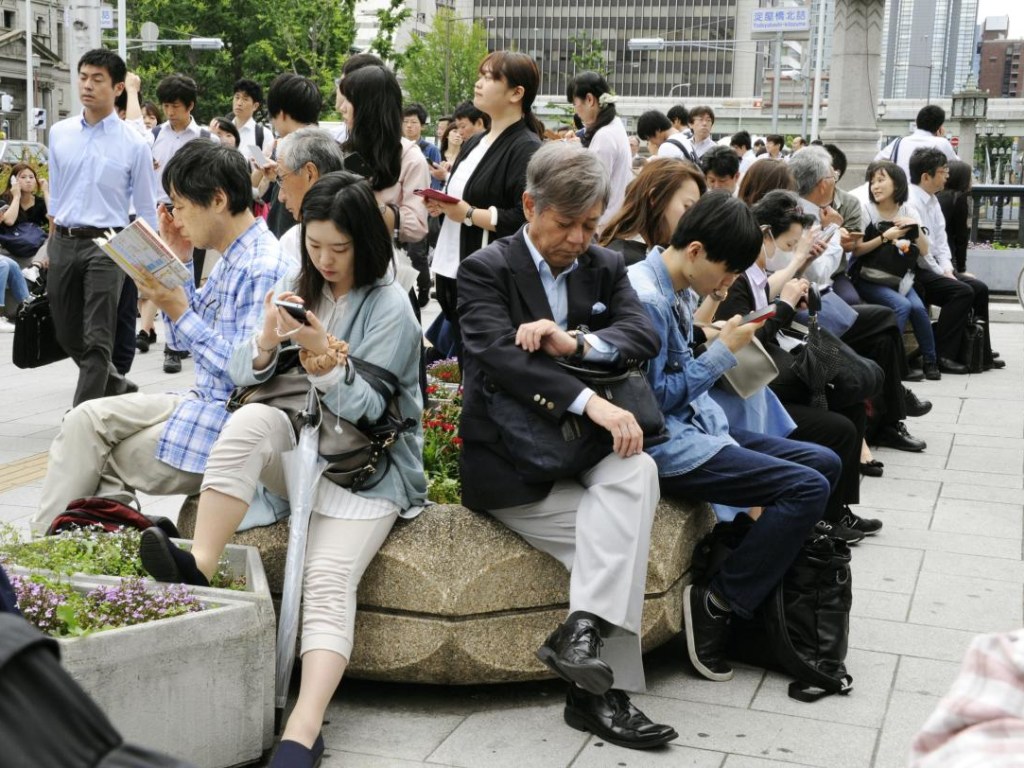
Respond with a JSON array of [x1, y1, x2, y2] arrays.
[[139, 172, 425, 767]]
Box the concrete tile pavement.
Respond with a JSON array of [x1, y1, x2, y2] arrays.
[[0, 315, 1021, 767]]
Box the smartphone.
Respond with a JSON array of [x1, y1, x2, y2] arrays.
[[739, 305, 777, 325], [243, 144, 272, 169], [273, 299, 309, 324], [414, 188, 460, 205], [427, 159, 440, 169], [815, 223, 840, 244]]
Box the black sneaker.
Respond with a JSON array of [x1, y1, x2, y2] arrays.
[[135, 330, 151, 353], [683, 584, 733, 681], [815, 519, 865, 545], [163, 349, 183, 374], [840, 509, 883, 536]]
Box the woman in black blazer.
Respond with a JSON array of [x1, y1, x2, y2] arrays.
[[425, 51, 544, 358]]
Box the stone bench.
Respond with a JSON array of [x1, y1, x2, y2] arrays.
[[177, 498, 715, 685]]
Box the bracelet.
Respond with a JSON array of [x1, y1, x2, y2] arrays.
[[256, 338, 278, 354], [299, 335, 350, 376]]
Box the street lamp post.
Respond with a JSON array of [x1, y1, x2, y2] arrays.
[[667, 83, 691, 98], [950, 73, 988, 176]]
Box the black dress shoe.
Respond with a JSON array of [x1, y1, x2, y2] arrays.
[[103, 373, 138, 397], [564, 687, 678, 750], [903, 387, 932, 418], [938, 357, 968, 375], [859, 459, 884, 477], [536, 613, 614, 695], [874, 422, 926, 452], [683, 584, 733, 681], [903, 368, 925, 382], [139, 527, 210, 587], [135, 330, 150, 353], [163, 349, 183, 374], [923, 360, 941, 380], [984, 358, 1006, 370], [269, 733, 324, 768]]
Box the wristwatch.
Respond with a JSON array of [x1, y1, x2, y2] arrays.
[[463, 206, 476, 226], [567, 329, 587, 363]]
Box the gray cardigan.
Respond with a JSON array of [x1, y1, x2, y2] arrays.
[[229, 274, 426, 513]]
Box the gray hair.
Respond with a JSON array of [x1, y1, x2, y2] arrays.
[[525, 142, 610, 218], [277, 126, 346, 175], [788, 146, 833, 197]]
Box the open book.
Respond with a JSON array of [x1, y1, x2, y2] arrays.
[[94, 219, 192, 289]]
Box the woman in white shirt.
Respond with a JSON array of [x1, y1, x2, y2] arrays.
[[567, 71, 633, 230]]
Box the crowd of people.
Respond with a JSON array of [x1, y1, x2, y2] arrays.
[[8, 46, 1005, 765]]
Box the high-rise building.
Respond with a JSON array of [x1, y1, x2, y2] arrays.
[[979, 38, 1022, 98], [879, 0, 979, 99]]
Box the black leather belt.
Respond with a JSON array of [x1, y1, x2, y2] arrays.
[[54, 225, 124, 239]]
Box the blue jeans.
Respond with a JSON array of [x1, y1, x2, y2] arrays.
[[853, 279, 936, 363], [659, 428, 840, 618], [0, 256, 29, 306]]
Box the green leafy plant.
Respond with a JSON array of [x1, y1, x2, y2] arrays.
[[402, 9, 490, 118], [422, 392, 462, 504], [426, 357, 462, 385]]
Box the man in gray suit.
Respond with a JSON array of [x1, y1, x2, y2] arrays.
[[456, 142, 677, 750]]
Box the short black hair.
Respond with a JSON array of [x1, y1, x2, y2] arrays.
[[766, 134, 784, 148], [908, 147, 949, 184], [402, 102, 428, 125], [730, 130, 752, 151], [212, 117, 241, 148], [267, 73, 322, 124], [667, 104, 689, 125], [752, 190, 816, 237], [688, 105, 715, 124], [670, 191, 762, 273], [297, 172, 394, 298], [78, 49, 126, 85], [700, 145, 740, 178], [162, 140, 253, 215], [823, 143, 847, 179], [636, 110, 672, 141], [865, 160, 909, 205], [156, 74, 198, 111], [916, 105, 946, 133], [232, 78, 263, 105], [452, 100, 488, 128], [341, 53, 385, 77]]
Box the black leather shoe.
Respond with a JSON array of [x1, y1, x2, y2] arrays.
[[564, 687, 678, 750], [135, 330, 150, 353], [683, 584, 733, 681], [903, 387, 932, 418], [874, 422, 926, 452], [536, 613, 614, 695], [139, 527, 210, 587], [984, 358, 1006, 370], [938, 357, 968, 375], [923, 360, 941, 380], [903, 368, 925, 382], [163, 349, 183, 374], [103, 373, 138, 397], [269, 733, 324, 768], [841, 509, 883, 536]]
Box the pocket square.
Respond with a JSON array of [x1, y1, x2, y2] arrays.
[[591, 302, 607, 315]]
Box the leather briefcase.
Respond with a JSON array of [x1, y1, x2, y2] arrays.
[[12, 293, 68, 369]]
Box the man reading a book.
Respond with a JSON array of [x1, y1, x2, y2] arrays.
[[46, 48, 158, 405], [32, 140, 291, 536]]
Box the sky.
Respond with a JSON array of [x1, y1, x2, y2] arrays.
[[977, 0, 1024, 37]]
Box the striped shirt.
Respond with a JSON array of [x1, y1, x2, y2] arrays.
[[156, 218, 289, 473]]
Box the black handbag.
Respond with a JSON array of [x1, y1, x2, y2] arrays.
[[227, 347, 416, 490], [852, 221, 919, 289], [0, 222, 46, 259], [959, 312, 985, 373], [12, 292, 69, 369], [483, 359, 667, 484]]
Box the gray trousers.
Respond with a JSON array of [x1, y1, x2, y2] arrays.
[[489, 452, 660, 693], [48, 233, 124, 405]]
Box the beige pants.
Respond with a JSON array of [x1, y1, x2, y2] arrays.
[[489, 452, 660, 693], [203, 402, 397, 660], [33, 393, 203, 536]]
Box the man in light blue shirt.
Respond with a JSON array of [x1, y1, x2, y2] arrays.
[[47, 49, 158, 405]]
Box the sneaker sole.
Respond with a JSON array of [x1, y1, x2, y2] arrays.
[[564, 706, 678, 749], [536, 647, 614, 695], [138, 529, 185, 583], [682, 585, 734, 682]]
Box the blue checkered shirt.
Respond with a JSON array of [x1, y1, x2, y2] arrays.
[[156, 218, 289, 473]]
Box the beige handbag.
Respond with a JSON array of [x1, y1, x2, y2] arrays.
[[719, 336, 779, 399]]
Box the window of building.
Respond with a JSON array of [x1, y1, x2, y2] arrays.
[[3, 10, 15, 28]]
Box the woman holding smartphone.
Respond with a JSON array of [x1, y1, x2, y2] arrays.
[[139, 173, 425, 767], [425, 51, 544, 359]]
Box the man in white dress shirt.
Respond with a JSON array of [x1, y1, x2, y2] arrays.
[[876, 105, 957, 178], [688, 106, 717, 159], [231, 78, 274, 157]]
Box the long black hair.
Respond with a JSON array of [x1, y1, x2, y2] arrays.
[[566, 71, 617, 148], [295, 172, 394, 305], [338, 65, 402, 191]]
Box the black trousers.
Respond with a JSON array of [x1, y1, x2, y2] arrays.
[[47, 234, 124, 406], [913, 268, 973, 359], [435, 273, 463, 361], [785, 402, 864, 520], [112, 277, 138, 376], [840, 304, 907, 426]]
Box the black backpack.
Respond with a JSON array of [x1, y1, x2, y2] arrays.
[[692, 514, 854, 702]]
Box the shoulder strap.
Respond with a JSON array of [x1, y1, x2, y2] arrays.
[[666, 137, 697, 163], [152, 125, 161, 141], [889, 137, 902, 163], [199, 128, 210, 140], [255, 123, 264, 147]]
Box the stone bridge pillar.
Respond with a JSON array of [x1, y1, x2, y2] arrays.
[[821, 0, 886, 188]]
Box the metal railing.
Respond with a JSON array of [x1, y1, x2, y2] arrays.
[[970, 184, 1024, 246]]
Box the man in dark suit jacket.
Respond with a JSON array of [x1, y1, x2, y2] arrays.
[[457, 143, 677, 750]]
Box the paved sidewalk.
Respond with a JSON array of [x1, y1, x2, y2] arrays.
[[0, 320, 1021, 768]]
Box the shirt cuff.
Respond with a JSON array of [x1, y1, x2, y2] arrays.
[[567, 387, 596, 415], [582, 333, 620, 363], [704, 339, 738, 378], [308, 365, 345, 392]]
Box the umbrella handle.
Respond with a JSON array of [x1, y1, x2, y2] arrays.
[[806, 284, 822, 316]]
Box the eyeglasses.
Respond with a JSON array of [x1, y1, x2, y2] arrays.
[[277, 166, 297, 182]]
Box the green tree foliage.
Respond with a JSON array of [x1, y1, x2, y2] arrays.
[[124, 0, 357, 122], [369, 0, 413, 72], [569, 31, 608, 76], [402, 9, 490, 120]]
